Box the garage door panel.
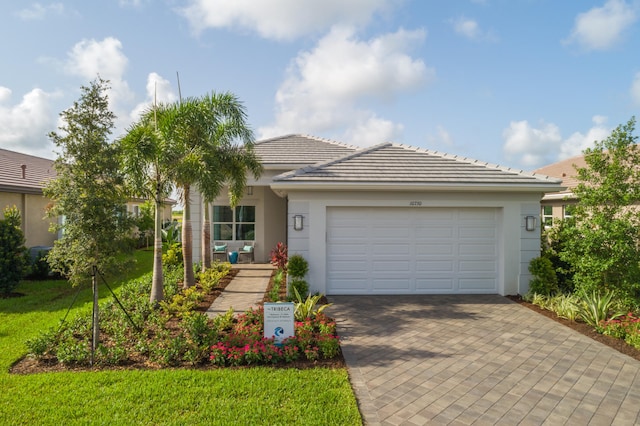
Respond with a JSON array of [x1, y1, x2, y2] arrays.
[[417, 243, 455, 255], [459, 278, 497, 290], [416, 260, 454, 272], [416, 278, 455, 291], [372, 278, 411, 291], [327, 207, 499, 295], [459, 260, 497, 272], [373, 260, 411, 272], [414, 227, 454, 238], [459, 243, 496, 255], [328, 259, 368, 271]]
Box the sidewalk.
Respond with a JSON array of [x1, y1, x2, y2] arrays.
[[205, 264, 274, 318]]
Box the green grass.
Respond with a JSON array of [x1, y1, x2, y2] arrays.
[[0, 250, 361, 425]]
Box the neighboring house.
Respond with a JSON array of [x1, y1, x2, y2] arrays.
[[0, 147, 174, 248], [0, 148, 57, 247], [199, 134, 564, 296], [533, 155, 586, 228]]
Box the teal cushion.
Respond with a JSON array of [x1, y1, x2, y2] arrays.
[[214, 245, 227, 251], [242, 245, 253, 252]]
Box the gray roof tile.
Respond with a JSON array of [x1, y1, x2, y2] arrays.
[[274, 143, 563, 188], [0, 148, 56, 194], [253, 134, 357, 166]]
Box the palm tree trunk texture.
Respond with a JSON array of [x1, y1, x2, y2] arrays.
[[149, 188, 164, 304], [182, 185, 195, 288], [202, 200, 211, 271]]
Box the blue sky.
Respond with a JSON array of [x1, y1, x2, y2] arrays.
[[1, 0, 639, 170]]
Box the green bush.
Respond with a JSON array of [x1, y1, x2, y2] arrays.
[[162, 243, 183, 268], [527, 256, 559, 296], [289, 278, 309, 300], [268, 269, 285, 302], [0, 206, 28, 297], [287, 254, 308, 279], [578, 290, 624, 327]]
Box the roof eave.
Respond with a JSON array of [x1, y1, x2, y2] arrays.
[[270, 181, 566, 194]]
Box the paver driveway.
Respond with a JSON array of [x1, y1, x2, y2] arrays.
[[329, 295, 640, 426]]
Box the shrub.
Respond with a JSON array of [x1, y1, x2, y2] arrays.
[[288, 278, 309, 300], [527, 256, 559, 296], [199, 267, 229, 293], [268, 269, 284, 302], [287, 254, 308, 279], [0, 206, 28, 297], [270, 242, 288, 270], [162, 243, 183, 268]]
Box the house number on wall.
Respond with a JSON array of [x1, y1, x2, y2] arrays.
[[409, 201, 422, 206]]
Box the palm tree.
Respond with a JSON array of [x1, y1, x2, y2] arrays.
[[165, 92, 262, 287], [119, 108, 177, 304]]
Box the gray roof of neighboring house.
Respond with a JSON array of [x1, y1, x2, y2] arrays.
[[273, 143, 564, 191], [0, 148, 56, 194], [253, 134, 357, 168]]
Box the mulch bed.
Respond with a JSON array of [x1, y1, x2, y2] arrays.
[[506, 295, 640, 362], [10, 267, 345, 374]]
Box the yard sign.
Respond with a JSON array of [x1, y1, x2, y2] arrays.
[[264, 302, 294, 344]]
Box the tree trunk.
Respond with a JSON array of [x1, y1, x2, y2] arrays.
[[182, 185, 195, 288], [149, 186, 164, 304], [202, 199, 211, 271], [91, 265, 99, 366]]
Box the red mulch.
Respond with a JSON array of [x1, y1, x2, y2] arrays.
[[506, 295, 640, 362], [10, 268, 345, 375]]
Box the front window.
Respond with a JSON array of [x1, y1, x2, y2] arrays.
[[214, 205, 255, 241], [542, 205, 553, 228], [563, 204, 576, 219]]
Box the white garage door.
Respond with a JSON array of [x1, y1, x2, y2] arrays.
[[326, 207, 500, 294]]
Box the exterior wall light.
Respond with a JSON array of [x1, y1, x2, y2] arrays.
[[293, 214, 304, 231], [525, 215, 536, 232], [246, 186, 253, 196]]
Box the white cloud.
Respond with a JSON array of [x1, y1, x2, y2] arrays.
[[451, 17, 498, 42], [63, 37, 135, 131], [180, 0, 397, 40], [632, 72, 640, 105], [426, 125, 455, 151], [342, 114, 403, 146], [565, 0, 637, 51], [559, 116, 611, 160], [16, 3, 65, 20], [502, 120, 562, 168], [502, 116, 612, 168], [130, 73, 179, 121], [260, 26, 431, 145], [0, 87, 62, 158]]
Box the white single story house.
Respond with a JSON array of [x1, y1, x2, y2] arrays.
[[191, 135, 563, 296]]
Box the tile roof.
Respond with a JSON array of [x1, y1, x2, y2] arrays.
[[533, 154, 587, 198], [0, 148, 56, 194], [252, 134, 357, 167], [274, 143, 563, 190]]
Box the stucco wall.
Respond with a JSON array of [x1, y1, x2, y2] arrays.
[[285, 190, 544, 296], [1, 191, 56, 247]]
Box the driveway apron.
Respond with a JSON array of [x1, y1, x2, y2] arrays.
[[329, 295, 640, 426]]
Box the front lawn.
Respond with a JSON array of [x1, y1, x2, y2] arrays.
[[0, 250, 361, 425]]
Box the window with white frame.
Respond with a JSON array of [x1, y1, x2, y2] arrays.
[[563, 204, 575, 219], [542, 205, 553, 228], [213, 205, 255, 241]]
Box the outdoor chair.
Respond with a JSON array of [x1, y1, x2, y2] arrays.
[[238, 241, 255, 264], [213, 241, 228, 262]]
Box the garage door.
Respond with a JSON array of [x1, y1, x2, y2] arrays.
[[326, 207, 499, 294]]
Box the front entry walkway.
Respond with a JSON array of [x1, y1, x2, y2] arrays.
[[206, 264, 273, 318], [329, 295, 640, 426]]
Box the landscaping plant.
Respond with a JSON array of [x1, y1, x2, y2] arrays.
[[577, 290, 625, 327], [0, 206, 28, 297], [270, 242, 288, 271], [287, 253, 309, 299], [527, 256, 559, 296]]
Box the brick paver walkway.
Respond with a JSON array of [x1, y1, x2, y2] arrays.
[[329, 295, 640, 426], [206, 265, 273, 318]]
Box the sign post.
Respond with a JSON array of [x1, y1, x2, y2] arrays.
[[264, 302, 295, 344]]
